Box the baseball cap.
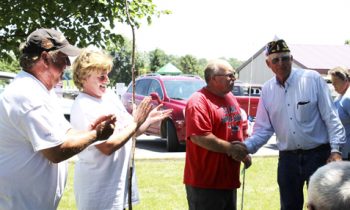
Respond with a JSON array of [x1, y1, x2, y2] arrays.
[[265, 39, 290, 56], [21, 28, 81, 56]]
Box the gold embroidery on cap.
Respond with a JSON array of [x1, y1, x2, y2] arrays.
[[42, 39, 54, 49]]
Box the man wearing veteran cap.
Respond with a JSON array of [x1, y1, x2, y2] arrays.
[[0, 28, 116, 210], [235, 39, 346, 210]]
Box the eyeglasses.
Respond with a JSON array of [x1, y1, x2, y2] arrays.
[[97, 74, 109, 82], [271, 55, 291, 64], [215, 72, 237, 79]]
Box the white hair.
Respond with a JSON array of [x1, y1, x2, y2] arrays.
[[308, 161, 350, 210]]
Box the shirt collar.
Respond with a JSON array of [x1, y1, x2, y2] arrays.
[[273, 68, 297, 88], [19, 70, 51, 94]]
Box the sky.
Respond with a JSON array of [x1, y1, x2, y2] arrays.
[[118, 0, 350, 61]]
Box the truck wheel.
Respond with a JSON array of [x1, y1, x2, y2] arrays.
[[166, 120, 180, 152]]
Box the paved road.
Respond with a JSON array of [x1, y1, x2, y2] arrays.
[[69, 135, 278, 162], [135, 134, 278, 159]]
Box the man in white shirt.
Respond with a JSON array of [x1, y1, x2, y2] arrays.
[[0, 28, 115, 210], [235, 39, 346, 210]]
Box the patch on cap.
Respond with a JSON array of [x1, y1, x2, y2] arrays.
[[265, 39, 290, 56]]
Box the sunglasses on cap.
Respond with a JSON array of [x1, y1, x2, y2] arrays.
[[271, 55, 291, 64]]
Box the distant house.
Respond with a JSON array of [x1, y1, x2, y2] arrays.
[[237, 44, 350, 85]]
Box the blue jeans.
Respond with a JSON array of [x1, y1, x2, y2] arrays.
[[278, 144, 330, 210]]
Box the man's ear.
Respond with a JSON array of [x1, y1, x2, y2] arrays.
[[40, 51, 49, 64], [265, 59, 271, 68]]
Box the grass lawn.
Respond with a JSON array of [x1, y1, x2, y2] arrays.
[[58, 157, 308, 210]]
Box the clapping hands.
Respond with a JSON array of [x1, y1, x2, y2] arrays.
[[89, 114, 117, 141], [146, 104, 172, 124], [132, 97, 153, 127]]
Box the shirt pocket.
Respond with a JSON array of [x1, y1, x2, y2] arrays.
[[295, 100, 315, 123]]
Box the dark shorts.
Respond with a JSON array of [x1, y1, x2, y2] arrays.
[[185, 185, 237, 210]]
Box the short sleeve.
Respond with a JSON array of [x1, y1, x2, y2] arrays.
[[22, 104, 69, 151], [185, 94, 212, 138]]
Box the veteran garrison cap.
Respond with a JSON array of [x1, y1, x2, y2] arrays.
[[265, 39, 290, 56], [21, 28, 81, 56]]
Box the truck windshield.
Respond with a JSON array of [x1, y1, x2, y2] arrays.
[[164, 80, 205, 100]]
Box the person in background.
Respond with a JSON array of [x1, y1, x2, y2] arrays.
[[183, 59, 250, 210], [329, 66, 350, 160], [240, 107, 250, 138], [234, 39, 346, 210], [307, 161, 350, 210], [70, 48, 172, 210], [0, 28, 115, 210]]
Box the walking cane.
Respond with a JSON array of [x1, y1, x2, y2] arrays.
[[240, 166, 246, 210], [124, 0, 137, 209]]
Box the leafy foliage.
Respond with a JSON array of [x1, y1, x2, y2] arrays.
[[228, 57, 244, 69], [178, 54, 201, 75], [0, 53, 20, 73], [0, 0, 168, 59], [107, 38, 147, 85], [148, 48, 169, 72]]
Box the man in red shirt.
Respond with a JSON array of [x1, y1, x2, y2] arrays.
[[184, 59, 250, 210]]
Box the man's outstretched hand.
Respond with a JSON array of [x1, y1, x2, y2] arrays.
[[90, 114, 117, 141], [227, 141, 249, 161]]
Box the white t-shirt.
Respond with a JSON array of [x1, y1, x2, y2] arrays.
[[0, 71, 71, 210], [70, 90, 139, 210]]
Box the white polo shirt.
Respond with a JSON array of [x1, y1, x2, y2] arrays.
[[0, 71, 71, 210]]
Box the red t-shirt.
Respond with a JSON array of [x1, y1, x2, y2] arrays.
[[184, 88, 244, 189]]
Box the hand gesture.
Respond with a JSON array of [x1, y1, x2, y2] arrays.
[[132, 97, 153, 127], [146, 104, 172, 125], [242, 155, 252, 169], [94, 115, 117, 141], [227, 141, 248, 161], [89, 114, 116, 130]]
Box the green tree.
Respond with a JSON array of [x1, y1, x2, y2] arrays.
[[346, 40, 350, 45], [0, 0, 169, 60], [226, 57, 243, 69], [0, 58, 20, 73], [197, 58, 207, 78], [107, 38, 147, 86], [148, 48, 169, 72], [167, 54, 181, 68], [178, 54, 200, 75], [0, 52, 20, 72]]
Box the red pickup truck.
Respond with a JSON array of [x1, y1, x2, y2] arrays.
[[233, 81, 261, 118]]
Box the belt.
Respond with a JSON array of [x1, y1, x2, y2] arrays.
[[280, 144, 330, 155]]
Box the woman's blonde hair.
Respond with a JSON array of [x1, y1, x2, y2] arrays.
[[72, 48, 113, 90]]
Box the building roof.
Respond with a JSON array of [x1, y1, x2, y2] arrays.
[[290, 44, 350, 71], [237, 44, 350, 73]]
